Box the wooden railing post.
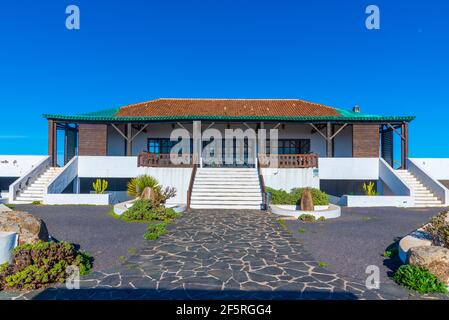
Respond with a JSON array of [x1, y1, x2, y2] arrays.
[[187, 154, 198, 210]]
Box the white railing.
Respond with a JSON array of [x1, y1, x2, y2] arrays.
[[408, 158, 449, 205], [8, 156, 51, 201], [46, 156, 79, 194], [379, 158, 412, 196]]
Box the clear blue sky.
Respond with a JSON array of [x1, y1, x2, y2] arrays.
[[0, 0, 448, 157]]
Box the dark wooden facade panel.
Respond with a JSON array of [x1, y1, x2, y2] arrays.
[[352, 124, 380, 158], [78, 124, 108, 156]]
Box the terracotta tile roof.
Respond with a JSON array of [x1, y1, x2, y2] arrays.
[[42, 98, 416, 122], [116, 98, 341, 118]]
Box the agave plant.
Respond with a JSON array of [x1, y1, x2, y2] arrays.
[[127, 175, 160, 198]]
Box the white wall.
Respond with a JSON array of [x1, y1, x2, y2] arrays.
[[262, 168, 319, 191], [78, 156, 192, 204], [410, 158, 449, 180], [319, 158, 379, 180], [0, 155, 47, 177], [43, 194, 109, 205], [340, 195, 414, 207]]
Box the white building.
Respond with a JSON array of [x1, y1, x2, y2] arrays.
[[2, 98, 447, 209]]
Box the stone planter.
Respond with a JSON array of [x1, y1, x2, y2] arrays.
[[0, 231, 18, 264], [270, 204, 341, 219]]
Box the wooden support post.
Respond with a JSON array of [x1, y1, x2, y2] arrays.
[[126, 123, 132, 156], [401, 122, 409, 169], [326, 122, 332, 158], [192, 121, 202, 166], [48, 120, 57, 167]]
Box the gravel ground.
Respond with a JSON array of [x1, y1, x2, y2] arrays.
[[14, 205, 148, 271], [284, 206, 444, 286]]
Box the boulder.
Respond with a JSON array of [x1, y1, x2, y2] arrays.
[[300, 188, 314, 211], [0, 204, 13, 213], [407, 246, 449, 285], [140, 187, 155, 202], [0, 211, 49, 245]]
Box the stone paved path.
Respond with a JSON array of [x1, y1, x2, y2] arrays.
[[0, 210, 434, 300]]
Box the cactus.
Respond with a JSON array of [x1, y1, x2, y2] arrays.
[[363, 181, 377, 196], [92, 179, 108, 194]]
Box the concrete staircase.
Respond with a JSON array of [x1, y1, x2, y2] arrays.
[[190, 168, 263, 209], [395, 169, 443, 207], [14, 167, 63, 204]]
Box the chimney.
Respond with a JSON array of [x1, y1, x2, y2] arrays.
[[353, 105, 361, 113]]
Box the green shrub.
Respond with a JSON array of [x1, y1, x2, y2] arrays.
[[92, 179, 108, 194], [299, 214, 316, 222], [121, 200, 179, 222], [393, 264, 448, 294], [127, 175, 159, 198], [267, 187, 329, 206], [363, 181, 377, 196], [0, 241, 93, 291], [31, 201, 42, 205], [318, 216, 326, 222], [425, 211, 449, 249], [144, 222, 169, 240]]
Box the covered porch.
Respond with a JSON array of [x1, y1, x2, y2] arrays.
[[47, 119, 410, 170]]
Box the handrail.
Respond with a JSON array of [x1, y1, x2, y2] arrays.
[[8, 156, 51, 201], [186, 154, 198, 209], [258, 153, 318, 168], [408, 158, 449, 205], [257, 157, 268, 210], [138, 152, 193, 167], [257, 157, 266, 194], [46, 156, 78, 194]]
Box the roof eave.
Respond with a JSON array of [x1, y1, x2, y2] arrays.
[[42, 114, 416, 123]]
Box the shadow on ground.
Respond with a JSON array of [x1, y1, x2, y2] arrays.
[[32, 287, 359, 300]]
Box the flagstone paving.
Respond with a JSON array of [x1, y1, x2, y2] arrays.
[[1, 209, 443, 300]]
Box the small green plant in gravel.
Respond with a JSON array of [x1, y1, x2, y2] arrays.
[[118, 256, 126, 264], [318, 261, 328, 268], [383, 245, 399, 258], [31, 200, 42, 205], [128, 247, 137, 255], [277, 219, 287, 229], [298, 228, 306, 234], [144, 222, 169, 240], [393, 264, 448, 294], [299, 214, 316, 222]]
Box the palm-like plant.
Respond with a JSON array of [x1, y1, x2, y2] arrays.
[[127, 175, 160, 198]]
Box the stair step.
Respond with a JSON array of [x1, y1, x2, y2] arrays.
[[191, 200, 261, 205], [194, 181, 260, 186], [191, 196, 262, 201], [192, 192, 262, 196], [15, 196, 43, 201], [190, 204, 262, 209]]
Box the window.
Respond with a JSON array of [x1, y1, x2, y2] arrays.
[[265, 139, 311, 154], [147, 138, 192, 154]]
